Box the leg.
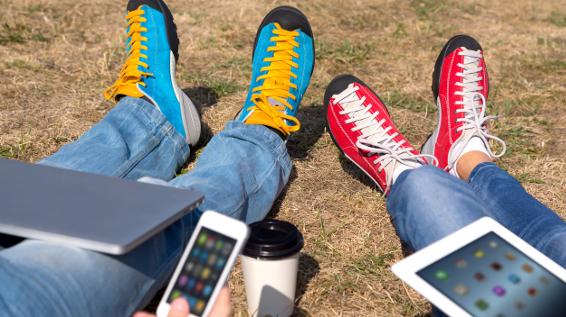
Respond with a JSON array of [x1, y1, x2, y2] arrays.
[[386, 165, 488, 251], [169, 121, 292, 224], [468, 162, 566, 266], [0, 123, 291, 317], [40, 97, 189, 181]]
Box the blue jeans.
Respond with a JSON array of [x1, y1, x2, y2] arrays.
[[387, 165, 566, 267], [0, 97, 292, 316]]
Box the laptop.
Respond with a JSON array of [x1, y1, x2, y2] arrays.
[[0, 158, 203, 255], [392, 217, 566, 317]]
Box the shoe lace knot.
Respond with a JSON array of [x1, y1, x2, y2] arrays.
[[333, 84, 437, 188], [454, 48, 506, 159], [248, 23, 301, 136], [104, 8, 153, 100]]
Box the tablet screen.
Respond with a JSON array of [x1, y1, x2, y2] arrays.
[[417, 232, 566, 317]]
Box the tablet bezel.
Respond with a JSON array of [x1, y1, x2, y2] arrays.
[[391, 217, 566, 317]]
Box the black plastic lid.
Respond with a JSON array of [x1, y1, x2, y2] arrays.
[[243, 220, 304, 259]]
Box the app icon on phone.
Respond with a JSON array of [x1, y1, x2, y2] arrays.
[[475, 299, 489, 310], [208, 254, 217, 266], [522, 264, 533, 273], [474, 272, 486, 282], [455, 259, 467, 268], [198, 234, 207, 246], [215, 240, 223, 250], [474, 249, 485, 258], [491, 262, 502, 271], [178, 275, 188, 287], [508, 274, 521, 284], [435, 270, 448, 280], [492, 285, 506, 297], [454, 284, 469, 295], [203, 284, 213, 297]]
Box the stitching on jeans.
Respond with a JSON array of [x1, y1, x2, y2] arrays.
[[468, 162, 494, 183]]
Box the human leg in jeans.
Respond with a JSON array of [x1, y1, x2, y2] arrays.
[[0, 2, 314, 316], [325, 36, 565, 265], [325, 35, 565, 317]]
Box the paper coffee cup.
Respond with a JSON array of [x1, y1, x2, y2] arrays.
[[240, 220, 304, 317]]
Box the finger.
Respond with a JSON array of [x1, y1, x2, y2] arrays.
[[132, 312, 155, 317], [168, 297, 190, 317], [209, 287, 231, 317]]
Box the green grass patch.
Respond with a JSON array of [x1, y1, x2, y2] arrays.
[[411, 0, 446, 18], [0, 23, 28, 45], [392, 23, 408, 38], [0, 23, 50, 45], [0, 146, 14, 158], [516, 173, 545, 184], [532, 59, 566, 73], [383, 90, 431, 113], [316, 40, 375, 63], [499, 126, 539, 156], [493, 98, 539, 117], [350, 253, 396, 276], [181, 74, 243, 97], [548, 12, 566, 28]]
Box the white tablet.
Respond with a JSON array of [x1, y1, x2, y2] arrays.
[[392, 217, 566, 317]]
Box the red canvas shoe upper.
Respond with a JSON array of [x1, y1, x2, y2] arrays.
[[426, 42, 506, 171], [326, 81, 435, 193]]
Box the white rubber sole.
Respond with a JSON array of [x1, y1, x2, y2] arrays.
[[170, 51, 201, 146], [179, 90, 201, 146]]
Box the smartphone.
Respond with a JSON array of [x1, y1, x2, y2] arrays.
[[157, 210, 249, 317]]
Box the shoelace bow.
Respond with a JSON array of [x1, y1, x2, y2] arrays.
[[333, 84, 437, 187], [248, 23, 301, 135], [104, 8, 152, 100], [454, 48, 506, 160]]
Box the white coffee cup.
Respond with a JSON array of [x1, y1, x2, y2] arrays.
[[240, 220, 304, 317]]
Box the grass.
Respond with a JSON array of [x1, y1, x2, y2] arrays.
[[1, 0, 565, 316], [548, 11, 566, 27]]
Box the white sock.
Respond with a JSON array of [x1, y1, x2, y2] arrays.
[[450, 136, 490, 178], [391, 160, 422, 185]]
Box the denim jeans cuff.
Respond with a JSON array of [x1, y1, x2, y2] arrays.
[[224, 121, 292, 173], [468, 161, 497, 184], [119, 97, 190, 159]]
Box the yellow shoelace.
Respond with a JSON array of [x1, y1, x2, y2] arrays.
[[103, 8, 153, 100], [246, 23, 301, 136]]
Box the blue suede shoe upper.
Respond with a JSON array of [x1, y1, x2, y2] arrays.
[[238, 22, 315, 125], [136, 5, 186, 139]]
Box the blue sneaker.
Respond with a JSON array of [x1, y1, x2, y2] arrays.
[[237, 6, 315, 138], [104, 0, 201, 146]]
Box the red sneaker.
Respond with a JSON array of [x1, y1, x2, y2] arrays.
[[421, 35, 506, 175], [325, 75, 436, 193]]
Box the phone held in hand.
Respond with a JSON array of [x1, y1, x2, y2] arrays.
[[157, 210, 249, 317]]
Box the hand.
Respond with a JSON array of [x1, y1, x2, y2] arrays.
[[134, 287, 231, 317]]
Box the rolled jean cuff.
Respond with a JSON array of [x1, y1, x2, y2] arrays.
[[468, 161, 498, 183], [125, 97, 190, 156], [223, 121, 292, 175]]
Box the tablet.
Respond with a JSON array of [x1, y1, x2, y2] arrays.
[[392, 217, 566, 317], [0, 158, 203, 254]]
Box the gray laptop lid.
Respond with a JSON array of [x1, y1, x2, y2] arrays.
[[0, 158, 203, 254]]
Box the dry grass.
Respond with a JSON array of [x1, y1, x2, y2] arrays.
[[1, 0, 565, 316]]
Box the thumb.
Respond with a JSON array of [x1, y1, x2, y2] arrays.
[[167, 297, 190, 317]]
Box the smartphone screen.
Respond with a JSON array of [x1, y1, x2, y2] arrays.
[[417, 232, 566, 317], [167, 227, 236, 316]]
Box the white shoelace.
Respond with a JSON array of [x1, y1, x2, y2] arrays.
[[333, 84, 437, 188], [453, 49, 506, 162]]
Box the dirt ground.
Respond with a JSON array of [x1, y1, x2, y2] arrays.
[[1, 0, 565, 316]]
